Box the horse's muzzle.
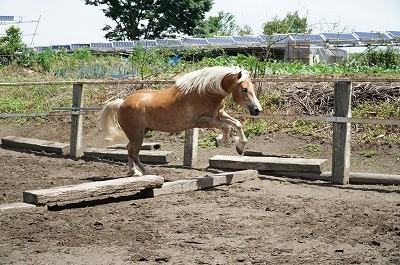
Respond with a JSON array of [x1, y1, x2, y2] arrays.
[[249, 105, 261, 116]]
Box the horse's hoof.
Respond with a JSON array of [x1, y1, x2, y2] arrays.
[[236, 145, 244, 155]]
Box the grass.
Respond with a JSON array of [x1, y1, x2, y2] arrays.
[[243, 119, 269, 139], [360, 150, 378, 158], [0, 85, 72, 114], [198, 131, 219, 148], [305, 143, 322, 153]]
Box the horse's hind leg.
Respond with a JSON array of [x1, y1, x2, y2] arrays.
[[127, 139, 152, 176], [216, 122, 230, 147], [127, 142, 142, 176]]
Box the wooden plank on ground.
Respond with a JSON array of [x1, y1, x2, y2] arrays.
[[209, 155, 328, 173], [0, 202, 41, 212], [107, 142, 161, 150], [1, 136, 69, 155], [84, 148, 173, 164], [321, 172, 400, 185], [243, 150, 303, 158], [144, 170, 258, 197], [23, 175, 164, 206]]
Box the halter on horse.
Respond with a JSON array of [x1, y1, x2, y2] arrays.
[[98, 66, 263, 176]]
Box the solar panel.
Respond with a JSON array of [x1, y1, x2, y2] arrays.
[[206, 37, 235, 44], [51, 45, 71, 51], [322, 33, 358, 42], [354, 32, 391, 41], [232, 36, 263, 43], [136, 40, 157, 48], [181, 38, 209, 45], [113, 41, 135, 49], [71, 43, 90, 49], [90, 42, 113, 49], [156, 39, 182, 46], [290, 34, 325, 43], [0, 16, 14, 21], [388, 31, 400, 39], [261, 34, 292, 44]]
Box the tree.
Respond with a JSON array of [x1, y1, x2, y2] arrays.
[[194, 11, 253, 37], [262, 11, 310, 35], [0, 26, 26, 55], [84, 0, 213, 40], [194, 11, 236, 37], [237, 24, 253, 36]]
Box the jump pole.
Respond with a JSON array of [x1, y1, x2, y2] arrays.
[[70, 83, 84, 158], [332, 81, 352, 184]]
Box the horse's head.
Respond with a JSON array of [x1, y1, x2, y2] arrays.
[[222, 71, 263, 116]]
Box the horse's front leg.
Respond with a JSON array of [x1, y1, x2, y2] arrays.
[[218, 110, 247, 155]]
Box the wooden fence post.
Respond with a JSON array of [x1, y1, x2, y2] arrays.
[[70, 83, 84, 158], [332, 81, 352, 184], [183, 128, 199, 167]]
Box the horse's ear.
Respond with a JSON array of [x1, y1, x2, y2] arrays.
[[237, 71, 242, 80]]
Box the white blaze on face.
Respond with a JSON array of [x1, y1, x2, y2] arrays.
[[250, 83, 263, 111]]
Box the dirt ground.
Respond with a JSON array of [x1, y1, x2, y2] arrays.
[[0, 119, 399, 264]]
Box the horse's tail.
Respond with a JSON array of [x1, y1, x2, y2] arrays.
[[98, 99, 125, 141]]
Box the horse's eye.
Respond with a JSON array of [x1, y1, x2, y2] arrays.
[[242, 88, 248, 93]]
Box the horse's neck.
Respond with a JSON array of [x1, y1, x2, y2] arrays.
[[167, 86, 226, 112]]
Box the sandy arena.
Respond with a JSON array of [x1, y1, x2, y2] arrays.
[[0, 120, 399, 264]]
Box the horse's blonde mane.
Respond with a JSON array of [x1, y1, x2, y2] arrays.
[[176, 66, 249, 96]]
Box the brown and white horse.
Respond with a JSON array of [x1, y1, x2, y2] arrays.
[[98, 66, 263, 176]]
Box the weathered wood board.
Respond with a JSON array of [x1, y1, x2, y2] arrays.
[[107, 142, 161, 150], [243, 150, 303, 158], [144, 170, 258, 197], [23, 175, 164, 206], [0, 202, 40, 212], [84, 148, 173, 164], [1, 136, 69, 155], [209, 155, 328, 173], [321, 172, 400, 185]]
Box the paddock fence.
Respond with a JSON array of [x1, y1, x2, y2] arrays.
[[0, 76, 399, 185]]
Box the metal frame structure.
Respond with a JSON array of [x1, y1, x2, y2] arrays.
[[33, 31, 400, 53]]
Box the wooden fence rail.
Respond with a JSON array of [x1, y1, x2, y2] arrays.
[[1, 77, 399, 184], [0, 76, 399, 88]]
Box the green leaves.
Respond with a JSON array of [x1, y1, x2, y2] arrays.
[[263, 11, 310, 35], [0, 26, 26, 56], [85, 0, 213, 40], [129, 45, 175, 79]]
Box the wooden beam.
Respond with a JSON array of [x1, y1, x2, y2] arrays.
[[234, 113, 400, 126], [243, 150, 302, 158], [1, 136, 69, 155], [321, 172, 400, 185], [23, 175, 164, 206], [183, 128, 199, 167], [69, 84, 84, 158], [0, 202, 40, 212], [84, 148, 173, 164], [209, 155, 328, 173], [332, 81, 352, 184], [0, 76, 398, 87], [144, 170, 258, 197]]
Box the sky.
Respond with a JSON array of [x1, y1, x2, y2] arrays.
[[0, 0, 399, 46]]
